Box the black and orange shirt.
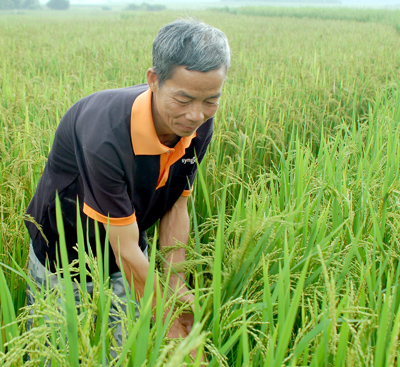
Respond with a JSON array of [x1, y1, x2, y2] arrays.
[[25, 84, 213, 274]]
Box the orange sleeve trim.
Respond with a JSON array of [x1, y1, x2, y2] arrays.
[[181, 188, 193, 197], [83, 203, 137, 226]]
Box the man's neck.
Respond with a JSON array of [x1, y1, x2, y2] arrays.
[[158, 134, 180, 148]]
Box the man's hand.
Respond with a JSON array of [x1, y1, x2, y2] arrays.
[[167, 318, 189, 338], [162, 291, 194, 333], [177, 311, 194, 334], [167, 315, 205, 364], [176, 291, 195, 333]]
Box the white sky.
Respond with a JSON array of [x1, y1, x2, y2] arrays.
[[67, 0, 400, 8], [343, 0, 399, 4]]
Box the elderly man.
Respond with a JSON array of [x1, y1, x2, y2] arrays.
[[25, 18, 230, 342]]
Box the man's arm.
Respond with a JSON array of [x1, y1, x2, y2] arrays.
[[159, 195, 190, 292], [106, 196, 191, 301], [159, 195, 195, 333], [106, 221, 151, 302], [105, 201, 192, 337]]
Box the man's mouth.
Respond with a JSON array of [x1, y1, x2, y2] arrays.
[[179, 123, 197, 132]]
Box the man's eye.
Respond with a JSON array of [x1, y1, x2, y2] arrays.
[[176, 99, 191, 104], [206, 100, 219, 106]]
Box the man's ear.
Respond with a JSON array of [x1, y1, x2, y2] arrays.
[[146, 68, 159, 92]]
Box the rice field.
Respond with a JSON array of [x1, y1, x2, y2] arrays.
[[1, 5, 400, 366]]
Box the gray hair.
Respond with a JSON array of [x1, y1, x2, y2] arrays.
[[152, 18, 231, 85]]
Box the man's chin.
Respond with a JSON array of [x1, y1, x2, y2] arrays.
[[177, 129, 197, 137]]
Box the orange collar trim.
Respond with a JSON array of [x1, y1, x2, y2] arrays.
[[131, 88, 196, 155]]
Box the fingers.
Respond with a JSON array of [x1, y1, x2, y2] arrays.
[[167, 319, 189, 338], [167, 318, 207, 365], [178, 312, 194, 333]]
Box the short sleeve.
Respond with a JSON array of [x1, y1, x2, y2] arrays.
[[181, 187, 193, 197], [81, 144, 136, 226], [70, 89, 139, 226]]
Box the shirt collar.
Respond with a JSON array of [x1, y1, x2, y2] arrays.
[[130, 88, 196, 155]]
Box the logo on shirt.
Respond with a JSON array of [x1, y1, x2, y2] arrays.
[[182, 157, 196, 164]]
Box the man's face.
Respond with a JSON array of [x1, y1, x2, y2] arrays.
[[147, 65, 226, 139]]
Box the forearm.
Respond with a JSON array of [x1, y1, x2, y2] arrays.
[[159, 197, 196, 336], [106, 209, 193, 337], [159, 196, 190, 289], [106, 222, 160, 310], [117, 246, 150, 299]]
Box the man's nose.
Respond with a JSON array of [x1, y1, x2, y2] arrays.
[[185, 103, 205, 122]]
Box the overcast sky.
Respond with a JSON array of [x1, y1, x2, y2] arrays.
[[146, 0, 399, 5], [343, 0, 399, 5], [67, 0, 400, 8]]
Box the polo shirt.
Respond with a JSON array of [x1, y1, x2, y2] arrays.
[[25, 84, 213, 274]]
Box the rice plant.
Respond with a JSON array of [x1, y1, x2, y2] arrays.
[[1, 7, 400, 366]]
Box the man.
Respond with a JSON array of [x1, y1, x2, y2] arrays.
[[25, 18, 230, 343]]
